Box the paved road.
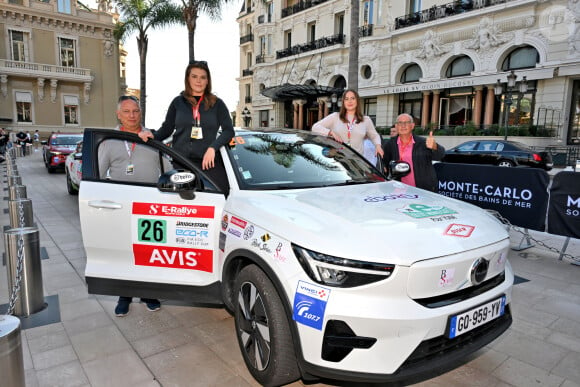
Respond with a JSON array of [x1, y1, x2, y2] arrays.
[[1, 151, 579, 387]]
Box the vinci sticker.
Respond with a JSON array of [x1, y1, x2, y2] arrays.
[[133, 244, 213, 272], [132, 203, 215, 218], [292, 281, 330, 330], [397, 204, 457, 219]]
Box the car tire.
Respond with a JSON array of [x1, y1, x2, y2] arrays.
[[234, 264, 300, 387], [66, 169, 78, 195], [47, 165, 55, 173], [497, 160, 515, 167]]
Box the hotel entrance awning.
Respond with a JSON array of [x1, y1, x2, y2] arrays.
[[261, 83, 344, 101]]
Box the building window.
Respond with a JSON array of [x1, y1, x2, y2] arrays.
[[10, 30, 29, 62], [267, 35, 272, 55], [59, 37, 77, 67], [399, 92, 422, 124], [260, 110, 269, 127], [400, 64, 422, 83], [335, 13, 345, 35], [246, 52, 252, 68], [363, 98, 377, 124], [284, 30, 292, 49], [363, 0, 374, 25], [64, 96, 79, 125], [409, 0, 421, 13], [308, 22, 316, 44], [501, 46, 539, 70], [445, 56, 474, 78], [267, 2, 274, 22], [57, 0, 72, 14], [15, 91, 33, 123], [260, 36, 266, 56], [245, 84, 251, 103], [361, 65, 372, 79]]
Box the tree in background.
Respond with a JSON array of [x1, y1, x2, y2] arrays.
[[113, 0, 183, 123], [179, 0, 231, 63]]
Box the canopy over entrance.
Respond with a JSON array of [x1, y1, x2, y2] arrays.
[[261, 83, 344, 101]]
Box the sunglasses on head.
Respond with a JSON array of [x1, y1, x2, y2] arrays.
[[189, 60, 208, 66], [118, 95, 139, 103]]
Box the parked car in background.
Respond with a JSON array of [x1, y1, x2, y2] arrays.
[[43, 132, 84, 173], [64, 140, 83, 195], [80, 128, 513, 386], [442, 140, 553, 170]]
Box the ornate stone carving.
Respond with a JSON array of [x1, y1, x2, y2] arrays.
[[84, 82, 92, 104], [0, 75, 7, 98], [567, 0, 580, 54], [465, 17, 510, 51], [416, 30, 449, 60], [50, 79, 58, 103], [103, 30, 114, 57], [37, 78, 45, 102]]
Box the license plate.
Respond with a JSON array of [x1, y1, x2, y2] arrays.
[[447, 295, 506, 339]]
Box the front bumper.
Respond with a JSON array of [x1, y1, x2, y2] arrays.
[[47, 153, 70, 167]]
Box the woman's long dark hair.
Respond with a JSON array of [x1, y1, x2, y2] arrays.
[[183, 61, 217, 110], [338, 88, 364, 124]]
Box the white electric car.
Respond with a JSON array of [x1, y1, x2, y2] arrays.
[[80, 128, 513, 386]]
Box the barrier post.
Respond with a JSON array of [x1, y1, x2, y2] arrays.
[[9, 186, 27, 201], [8, 199, 34, 228], [0, 315, 25, 387], [4, 227, 45, 316]]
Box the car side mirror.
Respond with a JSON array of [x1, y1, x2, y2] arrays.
[[389, 160, 411, 179], [157, 169, 197, 200], [74, 153, 82, 160]]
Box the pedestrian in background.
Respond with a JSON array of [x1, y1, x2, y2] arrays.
[[139, 60, 234, 192], [312, 89, 384, 160], [382, 113, 445, 192], [99, 95, 162, 316], [33, 130, 40, 151]]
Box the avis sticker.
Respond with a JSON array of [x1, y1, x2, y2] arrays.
[[292, 281, 330, 330], [444, 224, 475, 237], [133, 244, 213, 272]]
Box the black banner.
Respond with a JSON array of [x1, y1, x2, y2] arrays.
[[435, 163, 550, 231], [547, 172, 580, 238]]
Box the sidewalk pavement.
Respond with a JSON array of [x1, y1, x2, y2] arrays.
[[0, 151, 579, 387]]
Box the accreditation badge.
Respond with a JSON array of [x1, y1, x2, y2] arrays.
[[190, 126, 203, 139], [126, 163, 134, 175]]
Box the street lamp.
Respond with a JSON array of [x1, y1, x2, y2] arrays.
[[494, 70, 528, 140], [241, 107, 251, 127]]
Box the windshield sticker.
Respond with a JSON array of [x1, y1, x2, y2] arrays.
[[439, 268, 455, 287], [293, 281, 331, 330], [133, 244, 212, 272], [242, 170, 252, 179], [397, 204, 457, 219], [133, 203, 215, 218], [444, 224, 475, 237], [364, 193, 419, 202]]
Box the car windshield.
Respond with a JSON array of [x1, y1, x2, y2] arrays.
[[51, 135, 83, 145], [226, 131, 385, 190]]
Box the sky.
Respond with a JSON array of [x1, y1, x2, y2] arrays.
[[88, 1, 241, 128]]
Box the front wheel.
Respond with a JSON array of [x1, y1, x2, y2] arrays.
[[234, 265, 300, 387], [497, 160, 515, 167], [66, 169, 78, 195]]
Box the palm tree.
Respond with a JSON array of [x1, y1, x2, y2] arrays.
[[348, 0, 360, 91], [113, 0, 183, 123], [179, 0, 231, 62]]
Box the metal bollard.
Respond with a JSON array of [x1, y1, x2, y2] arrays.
[[8, 199, 34, 228], [0, 315, 25, 387], [9, 186, 27, 201], [7, 175, 21, 186], [4, 227, 45, 317]]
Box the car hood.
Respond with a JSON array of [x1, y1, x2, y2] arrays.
[[227, 181, 508, 265]]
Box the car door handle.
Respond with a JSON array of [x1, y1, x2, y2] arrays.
[[88, 200, 123, 209]]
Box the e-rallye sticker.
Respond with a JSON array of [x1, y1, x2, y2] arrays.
[[292, 281, 330, 330], [133, 244, 212, 272], [133, 202, 215, 218]]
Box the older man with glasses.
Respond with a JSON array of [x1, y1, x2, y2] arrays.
[[382, 113, 445, 192]]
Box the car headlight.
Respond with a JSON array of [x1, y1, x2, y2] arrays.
[[292, 244, 395, 288]]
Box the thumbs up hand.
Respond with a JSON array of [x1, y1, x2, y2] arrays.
[[426, 130, 437, 150]]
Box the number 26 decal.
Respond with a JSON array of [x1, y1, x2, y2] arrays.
[[229, 136, 245, 146]]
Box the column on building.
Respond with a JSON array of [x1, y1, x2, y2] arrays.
[[421, 92, 430, 128], [293, 101, 299, 129], [473, 86, 484, 127], [317, 98, 324, 120], [430, 91, 440, 126], [297, 100, 305, 130], [484, 85, 495, 126]]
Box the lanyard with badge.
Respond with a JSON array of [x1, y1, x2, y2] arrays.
[[346, 117, 355, 146], [121, 126, 137, 175], [191, 95, 204, 140]]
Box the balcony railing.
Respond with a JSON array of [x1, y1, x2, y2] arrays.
[[281, 0, 329, 18], [242, 69, 254, 76], [256, 54, 266, 64], [0, 59, 92, 81], [359, 24, 373, 37], [276, 34, 345, 59], [394, 0, 512, 30], [240, 34, 254, 44]]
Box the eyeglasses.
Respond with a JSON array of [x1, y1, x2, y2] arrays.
[[189, 60, 208, 67], [118, 95, 139, 103], [395, 121, 413, 125]]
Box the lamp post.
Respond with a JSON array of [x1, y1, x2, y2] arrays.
[[242, 107, 251, 127], [494, 70, 528, 141]]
